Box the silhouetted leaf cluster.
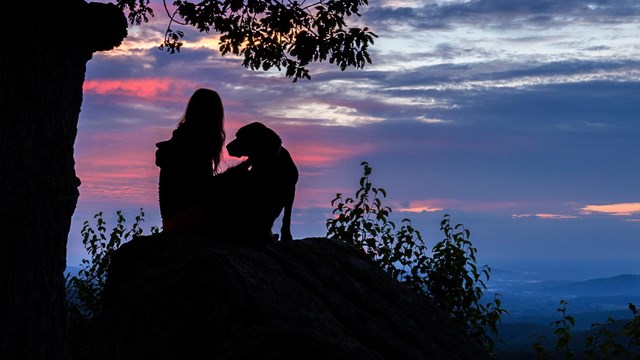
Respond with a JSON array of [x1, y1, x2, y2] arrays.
[[117, 0, 155, 25], [116, 0, 377, 80]]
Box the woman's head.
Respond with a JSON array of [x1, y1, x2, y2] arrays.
[[178, 88, 226, 172]]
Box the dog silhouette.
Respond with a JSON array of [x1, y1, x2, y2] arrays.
[[226, 122, 298, 241]]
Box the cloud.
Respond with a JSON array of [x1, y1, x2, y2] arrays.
[[398, 200, 445, 213], [265, 102, 384, 126], [416, 116, 450, 124], [289, 143, 376, 167], [398, 205, 444, 213], [366, 0, 640, 31], [83, 78, 197, 99], [75, 130, 159, 206], [381, 60, 640, 92], [512, 213, 577, 220], [395, 198, 544, 214], [581, 202, 640, 216]]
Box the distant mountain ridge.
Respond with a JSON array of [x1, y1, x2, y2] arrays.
[[494, 273, 640, 357], [488, 269, 640, 295], [489, 272, 640, 327], [542, 274, 640, 297]]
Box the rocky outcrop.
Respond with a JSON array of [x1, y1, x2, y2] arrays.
[[100, 235, 487, 359]]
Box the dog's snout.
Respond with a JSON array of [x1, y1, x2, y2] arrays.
[[226, 139, 241, 157]]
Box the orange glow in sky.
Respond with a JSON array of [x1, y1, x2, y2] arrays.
[[581, 202, 640, 216], [398, 200, 445, 213], [512, 213, 578, 220]]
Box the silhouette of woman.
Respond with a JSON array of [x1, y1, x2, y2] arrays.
[[155, 88, 225, 230]]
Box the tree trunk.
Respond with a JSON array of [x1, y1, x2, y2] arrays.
[[0, 2, 126, 359]]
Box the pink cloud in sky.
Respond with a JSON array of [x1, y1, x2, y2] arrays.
[[395, 198, 541, 214], [288, 143, 375, 167], [398, 200, 444, 213], [75, 130, 159, 206], [580, 202, 640, 216], [83, 78, 197, 99], [511, 213, 578, 220], [76, 156, 158, 206]]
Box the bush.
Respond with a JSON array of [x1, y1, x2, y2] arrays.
[[65, 209, 158, 359], [534, 300, 640, 359], [326, 161, 507, 353]]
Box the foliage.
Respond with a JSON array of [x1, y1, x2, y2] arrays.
[[66, 209, 158, 358], [533, 301, 640, 359], [550, 300, 576, 359], [326, 161, 507, 354], [586, 316, 626, 359], [622, 304, 640, 356], [532, 302, 574, 360], [585, 303, 640, 359], [117, 0, 155, 25], [325, 161, 425, 285], [428, 215, 508, 352], [116, 0, 377, 81]]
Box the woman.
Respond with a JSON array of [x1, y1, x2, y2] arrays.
[[155, 88, 225, 230]]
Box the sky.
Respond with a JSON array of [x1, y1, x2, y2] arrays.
[[69, 0, 640, 275]]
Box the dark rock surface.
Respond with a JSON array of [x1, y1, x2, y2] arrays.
[[100, 235, 486, 359]]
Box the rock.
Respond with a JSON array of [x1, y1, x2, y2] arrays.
[[100, 235, 487, 359]]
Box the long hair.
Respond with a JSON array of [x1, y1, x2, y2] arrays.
[[177, 88, 226, 173]]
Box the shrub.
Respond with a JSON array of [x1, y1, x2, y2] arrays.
[[326, 161, 507, 353], [533, 300, 640, 359], [66, 209, 158, 358]]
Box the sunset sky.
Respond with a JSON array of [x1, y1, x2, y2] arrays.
[[69, 0, 640, 275]]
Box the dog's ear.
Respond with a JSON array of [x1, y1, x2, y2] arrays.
[[257, 125, 282, 158]]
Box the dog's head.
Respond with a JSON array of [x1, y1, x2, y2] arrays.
[[226, 122, 282, 161]]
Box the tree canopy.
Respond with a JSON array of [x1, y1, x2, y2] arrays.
[[116, 0, 377, 80]]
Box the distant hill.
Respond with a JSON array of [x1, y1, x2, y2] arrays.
[[490, 273, 640, 329], [488, 271, 640, 356], [541, 274, 640, 297]]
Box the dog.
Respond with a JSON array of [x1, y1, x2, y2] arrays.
[[226, 122, 298, 242]]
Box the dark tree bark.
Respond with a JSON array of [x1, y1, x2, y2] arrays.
[[0, 2, 127, 359]]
